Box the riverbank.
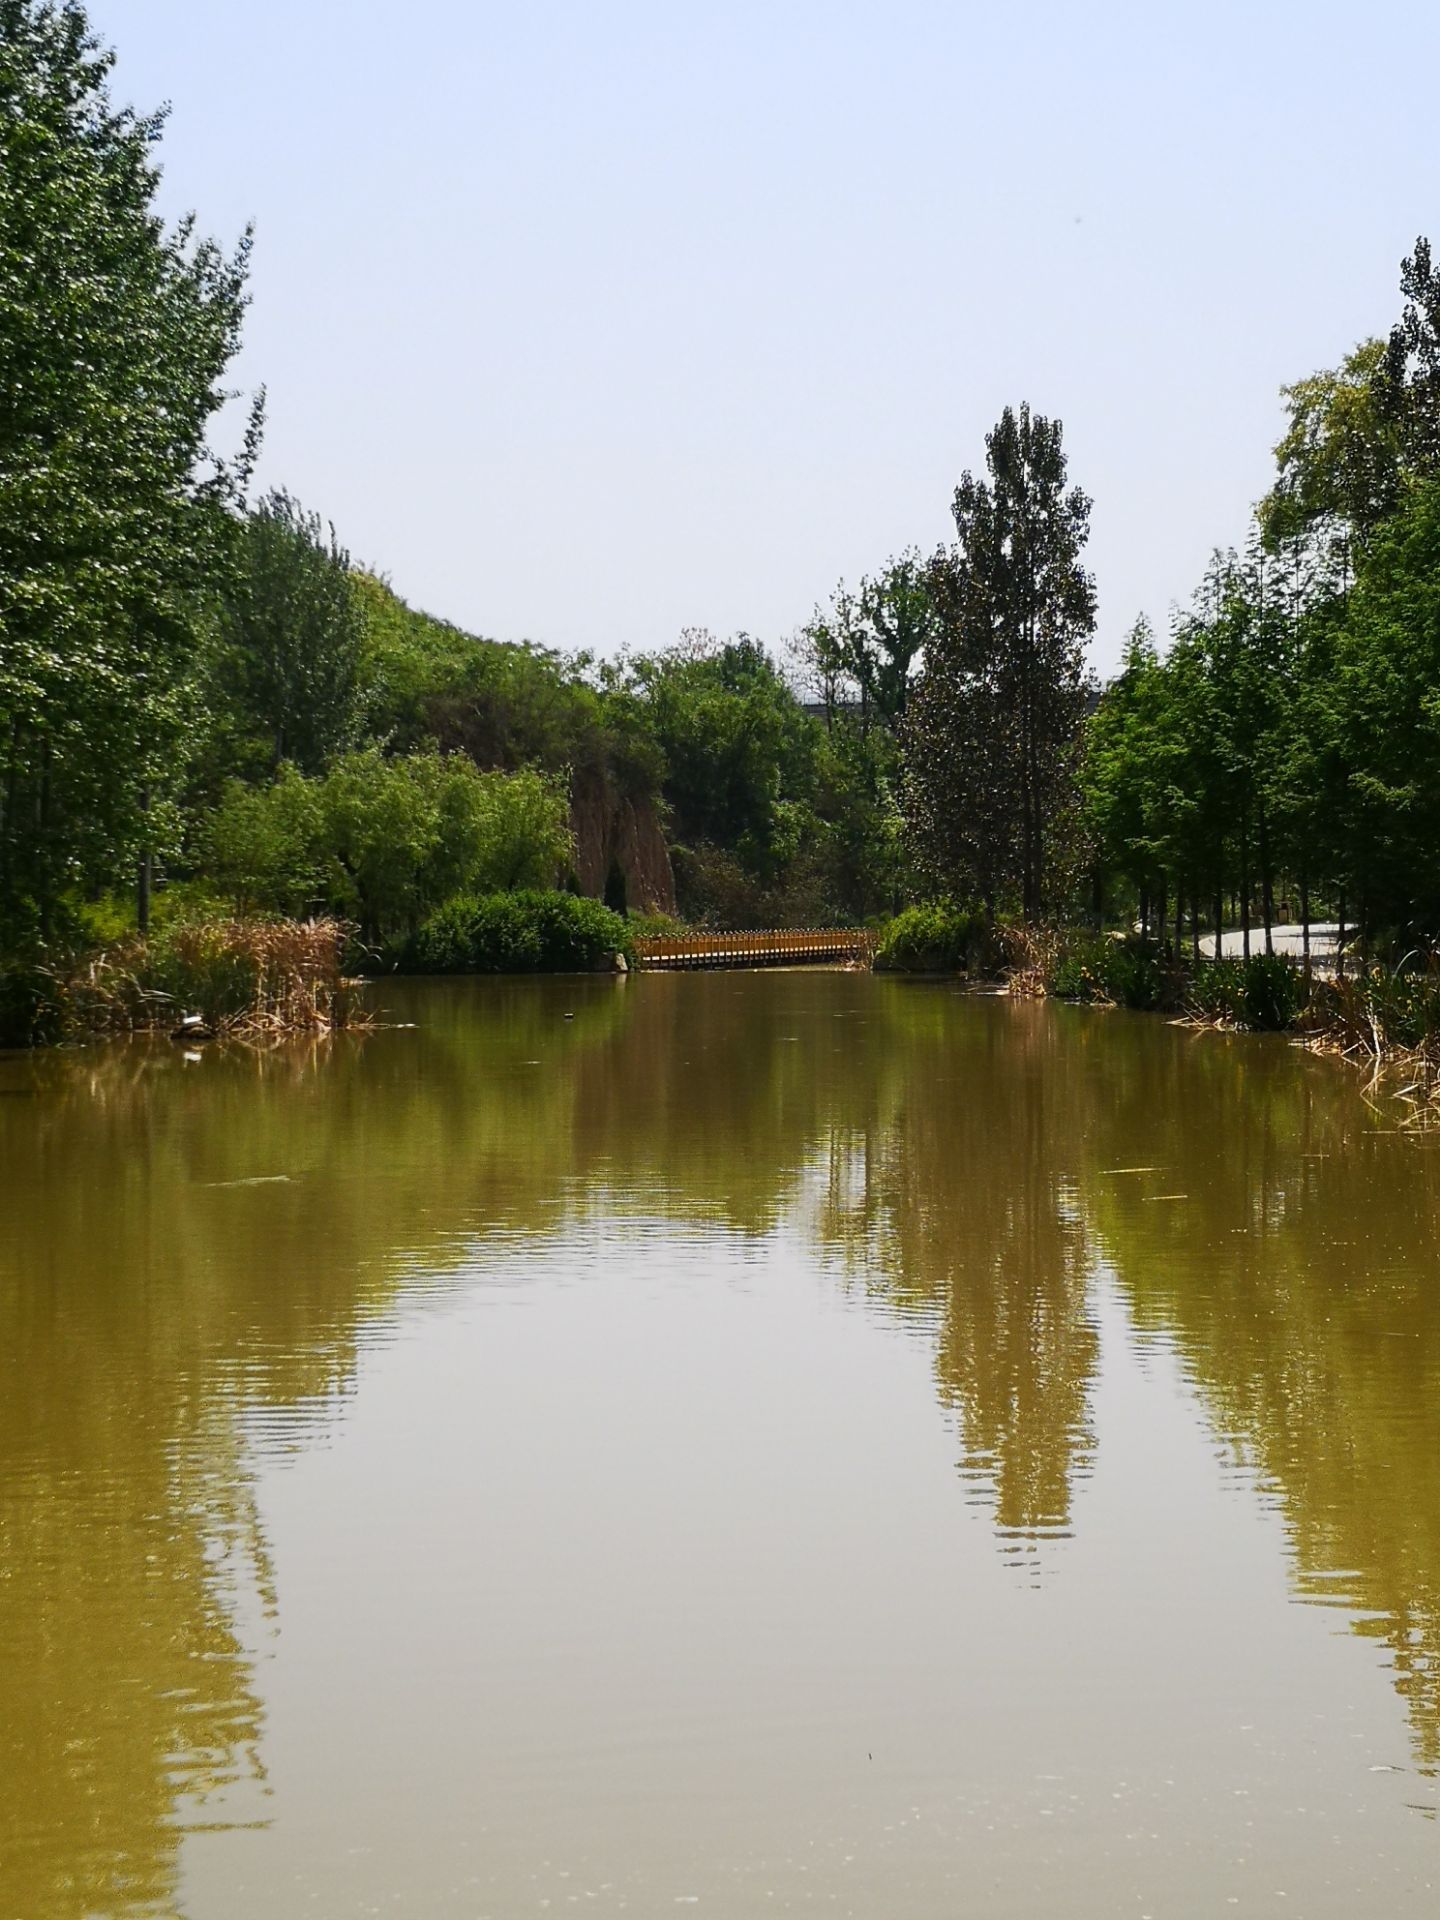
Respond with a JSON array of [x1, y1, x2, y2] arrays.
[[0, 891, 637, 1048], [0, 919, 369, 1048], [868, 913, 1440, 1115]]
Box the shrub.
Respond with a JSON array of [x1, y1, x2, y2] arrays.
[[207, 751, 574, 940], [1188, 958, 1248, 1025], [627, 911, 688, 940], [405, 891, 633, 974], [1188, 954, 1308, 1031], [874, 902, 990, 973], [1240, 953, 1306, 1031], [0, 958, 65, 1048], [1047, 932, 1175, 1011]]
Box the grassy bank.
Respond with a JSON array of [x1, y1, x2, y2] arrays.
[[870, 913, 1440, 1083], [1, 891, 636, 1048]]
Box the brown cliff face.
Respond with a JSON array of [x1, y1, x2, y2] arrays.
[[569, 767, 676, 915]]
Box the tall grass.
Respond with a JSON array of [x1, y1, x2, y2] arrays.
[[4, 918, 367, 1045]]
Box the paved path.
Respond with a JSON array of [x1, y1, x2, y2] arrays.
[[1201, 923, 1343, 964]]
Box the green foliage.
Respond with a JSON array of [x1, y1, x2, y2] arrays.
[[1186, 956, 1306, 1031], [1242, 955, 1306, 1031], [873, 902, 989, 973], [0, 0, 255, 943], [206, 492, 367, 778], [207, 751, 573, 940], [618, 636, 821, 885], [355, 574, 617, 780], [1259, 339, 1400, 572], [626, 911, 688, 940], [905, 403, 1096, 920], [1048, 933, 1174, 1012], [798, 554, 933, 726], [404, 891, 632, 975]]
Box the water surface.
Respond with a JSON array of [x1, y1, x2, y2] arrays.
[[2, 972, 1438, 1917]]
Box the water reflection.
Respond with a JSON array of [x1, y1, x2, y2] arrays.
[[2, 973, 1439, 1914]]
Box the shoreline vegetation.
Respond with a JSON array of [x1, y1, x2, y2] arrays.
[[9, 899, 1438, 1124], [5, 6, 1440, 1094]]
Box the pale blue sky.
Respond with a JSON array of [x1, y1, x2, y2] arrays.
[[100, 0, 1440, 673]]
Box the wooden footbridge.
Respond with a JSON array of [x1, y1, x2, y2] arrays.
[[635, 928, 873, 970]]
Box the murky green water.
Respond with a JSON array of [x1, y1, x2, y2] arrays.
[[2, 972, 1438, 1918]]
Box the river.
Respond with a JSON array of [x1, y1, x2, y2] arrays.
[[1, 971, 1437, 1917]]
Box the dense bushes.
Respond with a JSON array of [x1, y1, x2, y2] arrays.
[[207, 751, 573, 940], [1047, 932, 1177, 1012], [1188, 955, 1307, 1031], [874, 903, 990, 973], [403, 892, 632, 975]]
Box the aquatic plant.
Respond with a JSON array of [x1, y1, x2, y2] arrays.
[[2, 919, 366, 1046]]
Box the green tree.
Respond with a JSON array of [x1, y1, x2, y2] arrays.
[[1324, 476, 1440, 943], [0, 0, 254, 943], [210, 491, 367, 778], [1258, 340, 1400, 580], [798, 554, 934, 731], [905, 404, 1095, 918], [1380, 235, 1440, 477], [622, 636, 820, 884], [207, 749, 573, 941]]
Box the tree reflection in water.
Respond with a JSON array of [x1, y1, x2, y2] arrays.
[[2, 971, 1438, 1915]]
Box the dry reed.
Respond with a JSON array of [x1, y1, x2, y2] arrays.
[[52, 918, 370, 1040]]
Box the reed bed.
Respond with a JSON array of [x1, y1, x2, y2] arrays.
[[43, 918, 370, 1041]]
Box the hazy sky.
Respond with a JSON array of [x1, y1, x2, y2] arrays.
[[99, 0, 1440, 674]]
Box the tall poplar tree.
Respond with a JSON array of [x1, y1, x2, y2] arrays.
[[0, 0, 254, 941], [904, 404, 1095, 918]]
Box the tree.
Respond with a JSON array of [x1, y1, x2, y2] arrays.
[[795, 553, 934, 734], [904, 404, 1095, 918], [0, 0, 255, 942], [1324, 476, 1440, 944], [622, 636, 820, 884], [853, 555, 934, 723], [206, 749, 573, 940], [1258, 340, 1400, 579], [1380, 235, 1440, 477], [210, 491, 366, 777]]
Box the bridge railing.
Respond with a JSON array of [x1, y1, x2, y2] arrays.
[[634, 928, 874, 970]]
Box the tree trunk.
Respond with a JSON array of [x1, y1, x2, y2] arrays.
[[1301, 870, 1311, 980], [1337, 889, 1347, 981], [1174, 881, 1184, 960], [1240, 806, 1251, 964], [1258, 800, 1274, 956], [136, 787, 152, 937], [1213, 879, 1223, 966]]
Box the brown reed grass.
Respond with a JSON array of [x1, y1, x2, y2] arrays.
[[51, 918, 370, 1040]]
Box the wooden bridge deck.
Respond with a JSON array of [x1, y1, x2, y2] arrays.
[[634, 929, 872, 970]]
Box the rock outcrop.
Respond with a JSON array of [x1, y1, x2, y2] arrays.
[[569, 766, 676, 915]]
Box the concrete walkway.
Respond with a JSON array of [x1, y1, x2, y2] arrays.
[[1200, 923, 1343, 964]]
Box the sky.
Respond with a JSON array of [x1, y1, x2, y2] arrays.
[[97, 0, 1440, 676]]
